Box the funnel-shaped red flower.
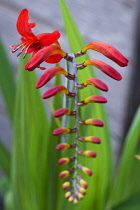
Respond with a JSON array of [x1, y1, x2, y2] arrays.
[[11, 9, 61, 58], [82, 41, 129, 67]]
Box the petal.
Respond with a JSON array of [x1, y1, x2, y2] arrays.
[[45, 54, 63, 63], [25, 45, 66, 71], [37, 30, 61, 46], [82, 41, 129, 67], [36, 67, 68, 88], [16, 9, 36, 39], [84, 59, 122, 80], [43, 85, 69, 99]]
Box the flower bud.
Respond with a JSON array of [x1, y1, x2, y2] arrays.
[[78, 136, 101, 144], [83, 77, 108, 91], [81, 41, 128, 67], [58, 157, 76, 165], [56, 143, 76, 151], [79, 119, 104, 127], [53, 127, 70, 135], [59, 168, 75, 179], [78, 95, 107, 106], [54, 108, 76, 118], [76, 175, 88, 189], [76, 184, 86, 195], [53, 127, 76, 136], [43, 85, 69, 99], [84, 59, 122, 80], [36, 67, 69, 88], [78, 150, 96, 158], [77, 164, 93, 176], [62, 179, 73, 190]]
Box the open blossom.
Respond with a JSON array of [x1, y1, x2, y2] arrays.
[[11, 9, 63, 70]]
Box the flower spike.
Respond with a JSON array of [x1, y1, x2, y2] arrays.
[[81, 41, 129, 67], [12, 9, 129, 203]]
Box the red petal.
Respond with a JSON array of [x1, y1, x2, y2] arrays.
[[84, 59, 122, 80], [37, 30, 61, 46], [82, 41, 129, 67], [25, 45, 66, 71], [16, 9, 36, 39], [45, 54, 62, 63]]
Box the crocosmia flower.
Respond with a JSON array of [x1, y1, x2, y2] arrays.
[[12, 8, 129, 204], [11, 9, 63, 69]]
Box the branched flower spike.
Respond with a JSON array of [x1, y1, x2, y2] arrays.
[[11, 9, 129, 204]]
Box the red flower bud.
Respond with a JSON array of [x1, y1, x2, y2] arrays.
[[54, 108, 76, 118], [78, 136, 101, 144], [36, 67, 69, 88], [79, 119, 104, 127], [56, 143, 76, 150], [53, 127, 76, 136], [59, 168, 75, 179], [84, 59, 122, 80], [83, 77, 108, 91], [78, 150, 97, 158], [82, 41, 129, 67], [77, 164, 93, 176], [76, 175, 88, 189], [43, 85, 69, 99], [78, 95, 107, 106]]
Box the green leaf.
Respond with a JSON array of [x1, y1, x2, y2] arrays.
[[11, 55, 50, 210], [0, 38, 16, 122], [111, 106, 140, 208], [111, 192, 140, 210], [0, 140, 10, 178], [59, 1, 113, 209]]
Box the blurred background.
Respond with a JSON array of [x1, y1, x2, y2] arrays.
[[0, 0, 140, 209]]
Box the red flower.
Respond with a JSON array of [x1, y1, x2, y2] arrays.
[[11, 9, 62, 69]]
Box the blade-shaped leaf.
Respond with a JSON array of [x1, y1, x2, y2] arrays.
[[111, 106, 140, 208], [0, 39, 16, 122], [0, 140, 10, 178], [11, 55, 50, 210]]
